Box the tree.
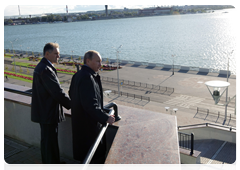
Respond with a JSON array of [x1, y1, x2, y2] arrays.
[[26, 67, 30, 74], [19, 66, 23, 73], [77, 16, 82, 20], [47, 14, 54, 22], [55, 15, 62, 21], [41, 16, 48, 22], [63, 16, 68, 21], [81, 14, 89, 20], [8, 19, 13, 25]]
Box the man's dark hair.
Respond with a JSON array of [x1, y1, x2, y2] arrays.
[[83, 50, 99, 64], [43, 43, 59, 56]]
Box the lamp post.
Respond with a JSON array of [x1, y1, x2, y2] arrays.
[[113, 45, 123, 97], [9, 39, 18, 74], [71, 50, 74, 61], [205, 80, 236, 125], [172, 54, 176, 75], [20, 45, 22, 56], [224, 50, 234, 121]]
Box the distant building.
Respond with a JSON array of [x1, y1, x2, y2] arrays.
[[138, 7, 172, 15]]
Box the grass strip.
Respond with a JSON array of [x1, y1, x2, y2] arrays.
[[4, 70, 63, 84], [5, 54, 31, 60], [4, 70, 33, 83], [11, 61, 77, 75]]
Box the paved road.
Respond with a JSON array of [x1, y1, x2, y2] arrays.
[[4, 56, 236, 127]]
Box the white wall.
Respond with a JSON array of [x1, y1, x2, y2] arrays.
[[4, 100, 74, 158]]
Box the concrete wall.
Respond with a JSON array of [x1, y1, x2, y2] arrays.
[[179, 126, 236, 143], [180, 151, 200, 170], [4, 100, 74, 158]]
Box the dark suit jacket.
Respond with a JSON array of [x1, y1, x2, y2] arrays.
[[31, 57, 71, 124], [69, 65, 109, 161]]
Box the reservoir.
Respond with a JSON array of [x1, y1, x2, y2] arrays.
[[4, 8, 237, 74]]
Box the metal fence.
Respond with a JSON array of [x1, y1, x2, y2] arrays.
[[178, 123, 236, 132], [178, 132, 194, 155], [197, 107, 236, 120], [101, 76, 174, 94], [103, 88, 150, 102]]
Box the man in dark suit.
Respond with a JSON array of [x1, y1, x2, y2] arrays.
[[31, 43, 71, 164], [69, 50, 115, 163]]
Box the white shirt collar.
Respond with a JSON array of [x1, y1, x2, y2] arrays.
[[46, 58, 55, 67]]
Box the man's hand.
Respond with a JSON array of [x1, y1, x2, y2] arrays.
[[106, 115, 115, 125]]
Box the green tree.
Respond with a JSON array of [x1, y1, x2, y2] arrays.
[[8, 19, 13, 24], [26, 67, 30, 74], [55, 15, 62, 21], [81, 14, 89, 20], [47, 14, 54, 22], [19, 66, 23, 73], [41, 16, 48, 22], [77, 16, 82, 20], [11, 66, 15, 72], [63, 16, 68, 21]]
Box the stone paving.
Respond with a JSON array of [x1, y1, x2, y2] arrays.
[[4, 55, 237, 164], [4, 135, 80, 164]]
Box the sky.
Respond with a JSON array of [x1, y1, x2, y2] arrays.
[[4, 5, 158, 16], [4, 0, 238, 17], [3, 0, 175, 16]]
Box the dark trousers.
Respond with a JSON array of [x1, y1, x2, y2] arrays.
[[90, 134, 107, 164], [40, 123, 60, 164]]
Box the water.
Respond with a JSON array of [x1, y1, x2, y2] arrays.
[[4, 9, 237, 74]]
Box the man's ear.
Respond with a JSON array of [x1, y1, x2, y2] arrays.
[[45, 51, 49, 57], [86, 58, 91, 64]]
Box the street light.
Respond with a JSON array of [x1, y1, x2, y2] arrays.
[[9, 39, 18, 74], [71, 50, 74, 61], [113, 45, 123, 97], [205, 80, 236, 125], [223, 50, 234, 119], [172, 54, 176, 75], [19, 45, 23, 56]]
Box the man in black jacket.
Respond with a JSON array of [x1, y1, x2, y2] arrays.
[[69, 50, 115, 163], [31, 43, 71, 164]]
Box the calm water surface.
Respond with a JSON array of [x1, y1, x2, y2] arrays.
[[4, 9, 237, 74]]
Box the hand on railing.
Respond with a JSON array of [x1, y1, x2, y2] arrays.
[[104, 102, 121, 122], [106, 115, 115, 125]]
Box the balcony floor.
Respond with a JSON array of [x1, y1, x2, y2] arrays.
[[4, 135, 236, 164]]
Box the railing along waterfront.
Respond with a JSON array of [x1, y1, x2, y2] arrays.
[[178, 132, 194, 155], [5, 49, 236, 76]]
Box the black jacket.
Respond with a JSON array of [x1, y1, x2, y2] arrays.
[[69, 65, 109, 161], [31, 57, 71, 124]]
